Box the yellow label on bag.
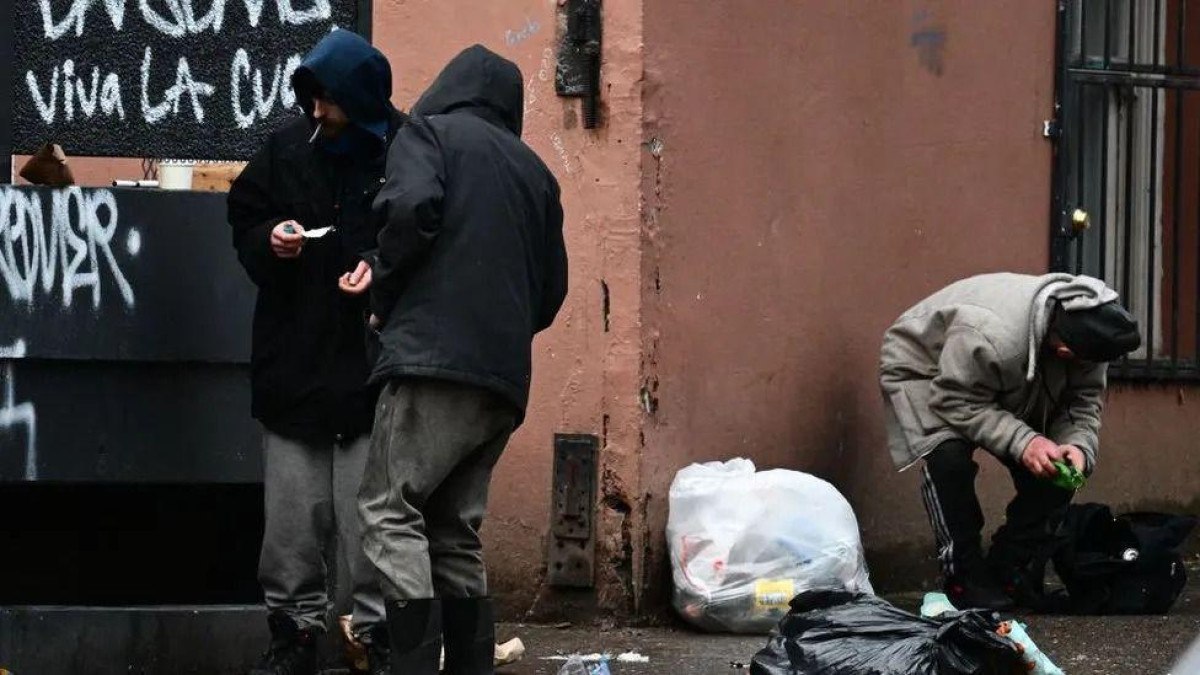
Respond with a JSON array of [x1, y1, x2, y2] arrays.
[[754, 579, 795, 610]]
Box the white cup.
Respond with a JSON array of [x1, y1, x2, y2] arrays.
[[158, 161, 194, 190]]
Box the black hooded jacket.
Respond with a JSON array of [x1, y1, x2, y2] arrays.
[[228, 30, 406, 442], [370, 45, 568, 416]]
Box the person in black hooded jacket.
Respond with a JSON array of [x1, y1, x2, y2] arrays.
[[358, 45, 567, 674], [227, 29, 404, 675]]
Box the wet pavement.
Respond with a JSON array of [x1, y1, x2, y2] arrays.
[[9, 574, 1195, 673], [493, 573, 1200, 675]]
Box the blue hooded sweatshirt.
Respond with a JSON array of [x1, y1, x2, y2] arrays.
[[292, 29, 394, 153]]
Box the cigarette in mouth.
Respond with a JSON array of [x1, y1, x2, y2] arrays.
[[308, 123, 322, 143]]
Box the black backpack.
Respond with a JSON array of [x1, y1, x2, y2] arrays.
[[1051, 503, 1196, 615]]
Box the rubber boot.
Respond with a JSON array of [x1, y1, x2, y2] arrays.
[[442, 598, 495, 675], [385, 599, 442, 675]]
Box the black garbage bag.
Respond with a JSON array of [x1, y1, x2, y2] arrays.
[[749, 590, 1022, 675], [1051, 503, 1197, 615]]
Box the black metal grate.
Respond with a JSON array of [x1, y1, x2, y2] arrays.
[[1054, 0, 1200, 380]]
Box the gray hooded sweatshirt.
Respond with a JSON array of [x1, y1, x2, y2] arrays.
[[880, 273, 1118, 472]]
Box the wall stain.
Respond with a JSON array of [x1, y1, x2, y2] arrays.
[[910, 9, 946, 76]]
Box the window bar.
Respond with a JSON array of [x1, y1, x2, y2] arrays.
[[1178, 0, 1187, 70], [1196, 82, 1200, 368], [1171, 0, 1184, 369], [1146, 0, 1162, 368], [1075, 232, 1086, 276], [1050, 0, 1071, 274], [1122, 3, 1138, 371], [1100, 84, 1110, 282], [1076, 81, 1087, 275], [1080, 0, 1089, 64], [1105, 0, 1114, 68], [1129, 0, 1138, 66], [1148, 86, 1160, 368], [1121, 87, 1136, 371], [1155, 0, 1163, 63]]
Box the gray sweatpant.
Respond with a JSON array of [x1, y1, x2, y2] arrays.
[[259, 430, 385, 637], [359, 379, 517, 600]]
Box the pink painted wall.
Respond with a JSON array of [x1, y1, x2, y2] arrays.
[[370, 0, 646, 616], [637, 0, 1198, 597]]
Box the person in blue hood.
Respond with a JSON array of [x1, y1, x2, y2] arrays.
[[227, 28, 406, 675], [359, 44, 567, 675]]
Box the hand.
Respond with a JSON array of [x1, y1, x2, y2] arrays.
[[271, 221, 305, 258], [338, 260, 373, 295], [1060, 445, 1086, 474], [1021, 436, 1064, 478], [368, 314, 381, 331]]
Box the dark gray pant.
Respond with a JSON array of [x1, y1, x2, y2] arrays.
[[359, 379, 517, 601], [920, 438, 1074, 578], [259, 430, 385, 636]]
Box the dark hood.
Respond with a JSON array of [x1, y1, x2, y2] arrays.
[[292, 29, 393, 140], [411, 45, 524, 136]]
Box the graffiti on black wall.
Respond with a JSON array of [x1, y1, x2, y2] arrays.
[[13, 0, 361, 158]]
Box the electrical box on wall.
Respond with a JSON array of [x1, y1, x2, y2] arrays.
[[556, 0, 602, 129], [547, 434, 598, 587]]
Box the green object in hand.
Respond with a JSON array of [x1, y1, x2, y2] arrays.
[[1051, 461, 1086, 490]]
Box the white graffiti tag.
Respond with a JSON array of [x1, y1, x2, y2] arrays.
[[0, 187, 137, 309], [39, 0, 332, 40], [0, 340, 37, 481]]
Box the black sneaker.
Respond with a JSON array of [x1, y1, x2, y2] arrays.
[[944, 574, 1015, 612], [248, 611, 318, 675], [993, 562, 1053, 612], [988, 543, 1055, 612]]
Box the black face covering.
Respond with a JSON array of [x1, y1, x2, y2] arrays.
[[1053, 301, 1142, 362]]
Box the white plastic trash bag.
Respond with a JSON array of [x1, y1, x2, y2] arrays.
[[667, 458, 874, 633]]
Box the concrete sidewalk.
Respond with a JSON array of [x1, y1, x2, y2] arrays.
[[495, 580, 1200, 675], [1, 575, 1195, 673]]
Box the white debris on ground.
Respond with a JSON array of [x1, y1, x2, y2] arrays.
[[543, 652, 651, 663], [543, 654, 606, 661]]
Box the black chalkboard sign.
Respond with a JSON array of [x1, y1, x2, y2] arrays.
[[11, 0, 367, 160], [1, 0, 14, 181]]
